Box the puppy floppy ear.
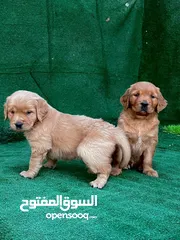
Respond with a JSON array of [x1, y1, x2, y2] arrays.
[[36, 98, 49, 122], [120, 88, 130, 109], [4, 97, 10, 120], [157, 88, 167, 113]]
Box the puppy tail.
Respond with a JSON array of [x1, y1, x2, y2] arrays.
[[113, 128, 131, 169]]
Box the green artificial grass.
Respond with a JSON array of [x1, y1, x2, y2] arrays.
[[0, 127, 25, 144], [0, 130, 180, 240], [163, 125, 180, 135]]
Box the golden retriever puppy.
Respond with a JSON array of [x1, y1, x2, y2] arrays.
[[118, 82, 167, 177], [4, 90, 131, 188]]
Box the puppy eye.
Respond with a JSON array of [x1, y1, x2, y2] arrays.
[[26, 111, 33, 115], [133, 93, 139, 97], [10, 110, 15, 114], [151, 95, 156, 99]]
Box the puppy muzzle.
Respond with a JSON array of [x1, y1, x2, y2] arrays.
[[15, 122, 23, 129], [140, 101, 149, 112]]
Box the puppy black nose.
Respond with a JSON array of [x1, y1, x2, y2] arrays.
[[141, 101, 149, 107], [15, 122, 23, 129]]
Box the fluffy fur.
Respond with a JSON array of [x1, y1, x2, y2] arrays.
[[4, 90, 131, 188], [118, 82, 167, 177]]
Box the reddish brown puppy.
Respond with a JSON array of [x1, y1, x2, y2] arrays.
[[118, 82, 167, 177]]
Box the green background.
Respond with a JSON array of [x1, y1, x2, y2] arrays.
[[0, 1, 180, 239], [1, 0, 179, 130]]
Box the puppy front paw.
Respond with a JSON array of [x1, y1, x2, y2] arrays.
[[144, 169, 159, 178], [123, 165, 131, 170], [20, 170, 36, 179], [111, 168, 122, 176], [43, 160, 57, 169]]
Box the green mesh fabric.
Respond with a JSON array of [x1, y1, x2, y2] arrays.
[[0, 0, 144, 142], [1, 1, 179, 141]]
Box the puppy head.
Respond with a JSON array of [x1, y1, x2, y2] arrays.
[[4, 90, 48, 132], [120, 82, 167, 116]]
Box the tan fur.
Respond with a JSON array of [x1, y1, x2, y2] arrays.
[[118, 82, 167, 177], [4, 90, 131, 188]]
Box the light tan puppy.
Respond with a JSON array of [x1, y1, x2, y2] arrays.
[[118, 82, 167, 177], [4, 90, 131, 188]]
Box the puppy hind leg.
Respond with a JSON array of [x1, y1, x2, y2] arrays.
[[111, 145, 122, 176], [77, 145, 112, 188], [86, 160, 111, 189], [90, 166, 111, 189]]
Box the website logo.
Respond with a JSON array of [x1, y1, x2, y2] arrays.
[[20, 195, 98, 220]]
